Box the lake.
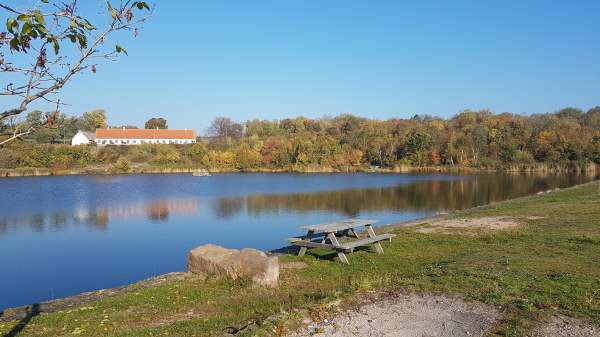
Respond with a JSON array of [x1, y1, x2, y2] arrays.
[[0, 172, 597, 310]]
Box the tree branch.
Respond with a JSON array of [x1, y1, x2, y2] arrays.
[[0, 1, 153, 145], [0, 127, 35, 146], [0, 3, 23, 15]]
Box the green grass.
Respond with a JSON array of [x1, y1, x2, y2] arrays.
[[2, 181, 599, 337]]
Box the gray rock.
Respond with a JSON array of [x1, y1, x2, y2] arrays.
[[188, 244, 279, 287]]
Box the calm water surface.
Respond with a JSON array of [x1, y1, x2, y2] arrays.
[[0, 172, 597, 310]]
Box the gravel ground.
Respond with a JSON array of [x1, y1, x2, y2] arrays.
[[529, 315, 599, 337], [289, 293, 501, 337]]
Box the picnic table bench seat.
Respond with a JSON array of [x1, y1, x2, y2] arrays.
[[341, 233, 395, 250], [287, 233, 395, 252], [287, 219, 395, 264]]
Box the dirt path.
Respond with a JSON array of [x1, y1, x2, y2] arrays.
[[289, 293, 501, 337], [289, 292, 599, 337]]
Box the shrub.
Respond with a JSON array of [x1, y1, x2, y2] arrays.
[[128, 147, 153, 163], [114, 158, 131, 172], [151, 150, 182, 165], [54, 145, 93, 167], [95, 147, 119, 163], [0, 148, 20, 168], [477, 156, 500, 168], [207, 150, 235, 170], [189, 142, 209, 163], [21, 146, 53, 167], [52, 154, 75, 169], [514, 150, 535, 164], [235, 143, 262, 170]]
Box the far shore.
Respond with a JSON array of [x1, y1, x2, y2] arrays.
[[1, 162, 598, 178]]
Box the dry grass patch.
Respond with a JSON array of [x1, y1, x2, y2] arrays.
[[416, 216, 520, 236]]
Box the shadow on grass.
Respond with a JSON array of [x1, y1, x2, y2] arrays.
[[273, 244, 379, 263], [2, 303, 40, 337], [270, 245, 298, 255]]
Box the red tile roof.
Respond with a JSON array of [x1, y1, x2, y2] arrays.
[[95, 128, 196, 140]]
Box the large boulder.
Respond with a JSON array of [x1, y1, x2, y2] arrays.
[[188, 244, 279, 287]]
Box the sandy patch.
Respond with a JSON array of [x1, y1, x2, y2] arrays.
[[289, 293, 500, 337], [416, 217, 519, 235], [529, 315, 598, 337]]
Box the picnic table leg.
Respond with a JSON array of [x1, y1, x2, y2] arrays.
[[365, 224, 384, 254], [327, 233, 349, 264], [298, 230, 313, 257]]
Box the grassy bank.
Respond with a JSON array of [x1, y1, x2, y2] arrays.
[[1, 182, 599, 337], [1, 162, 598, 178]]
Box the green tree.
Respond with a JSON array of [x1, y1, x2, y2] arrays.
[[556, 107, 583, 120], [82, 110, 108, 131], [145, 118, 168, 129], [405, 131, 432, 155], [25, 110, 44, 128]]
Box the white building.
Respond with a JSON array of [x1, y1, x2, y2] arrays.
[[94, 128, 197, 145], [71, 130, 96, 145]]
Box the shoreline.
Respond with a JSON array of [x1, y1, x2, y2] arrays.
[[1, 180, 599, 336], [0, 273, 191, 322], [0, 181, 584, 321], [1, 162, 598, 178], [0, 212, 453, 320]]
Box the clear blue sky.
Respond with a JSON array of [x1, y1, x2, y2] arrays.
[[8, 1, 600, 131]]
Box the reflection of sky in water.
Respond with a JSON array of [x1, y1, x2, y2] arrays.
[[0, 172, 597, 310]]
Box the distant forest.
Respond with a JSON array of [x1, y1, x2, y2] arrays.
[[1, 107, 599, 172]]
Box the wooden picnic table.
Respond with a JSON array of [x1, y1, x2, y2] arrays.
[[288, 219, 395, 264]]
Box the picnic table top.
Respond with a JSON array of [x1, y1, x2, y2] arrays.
[[301, 219, 378, 233]]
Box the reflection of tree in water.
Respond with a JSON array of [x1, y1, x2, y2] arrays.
[[213, 173, 599, 218], [50, 213, 68, 231], [147, 201, 170, 222], [0, 199, 198, 233], [86, 212, 109, 230], [214, 197, 245, 219], [28, 214, 45, 232]]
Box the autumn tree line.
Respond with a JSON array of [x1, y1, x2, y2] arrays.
[[1, 107, 600, 173]]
